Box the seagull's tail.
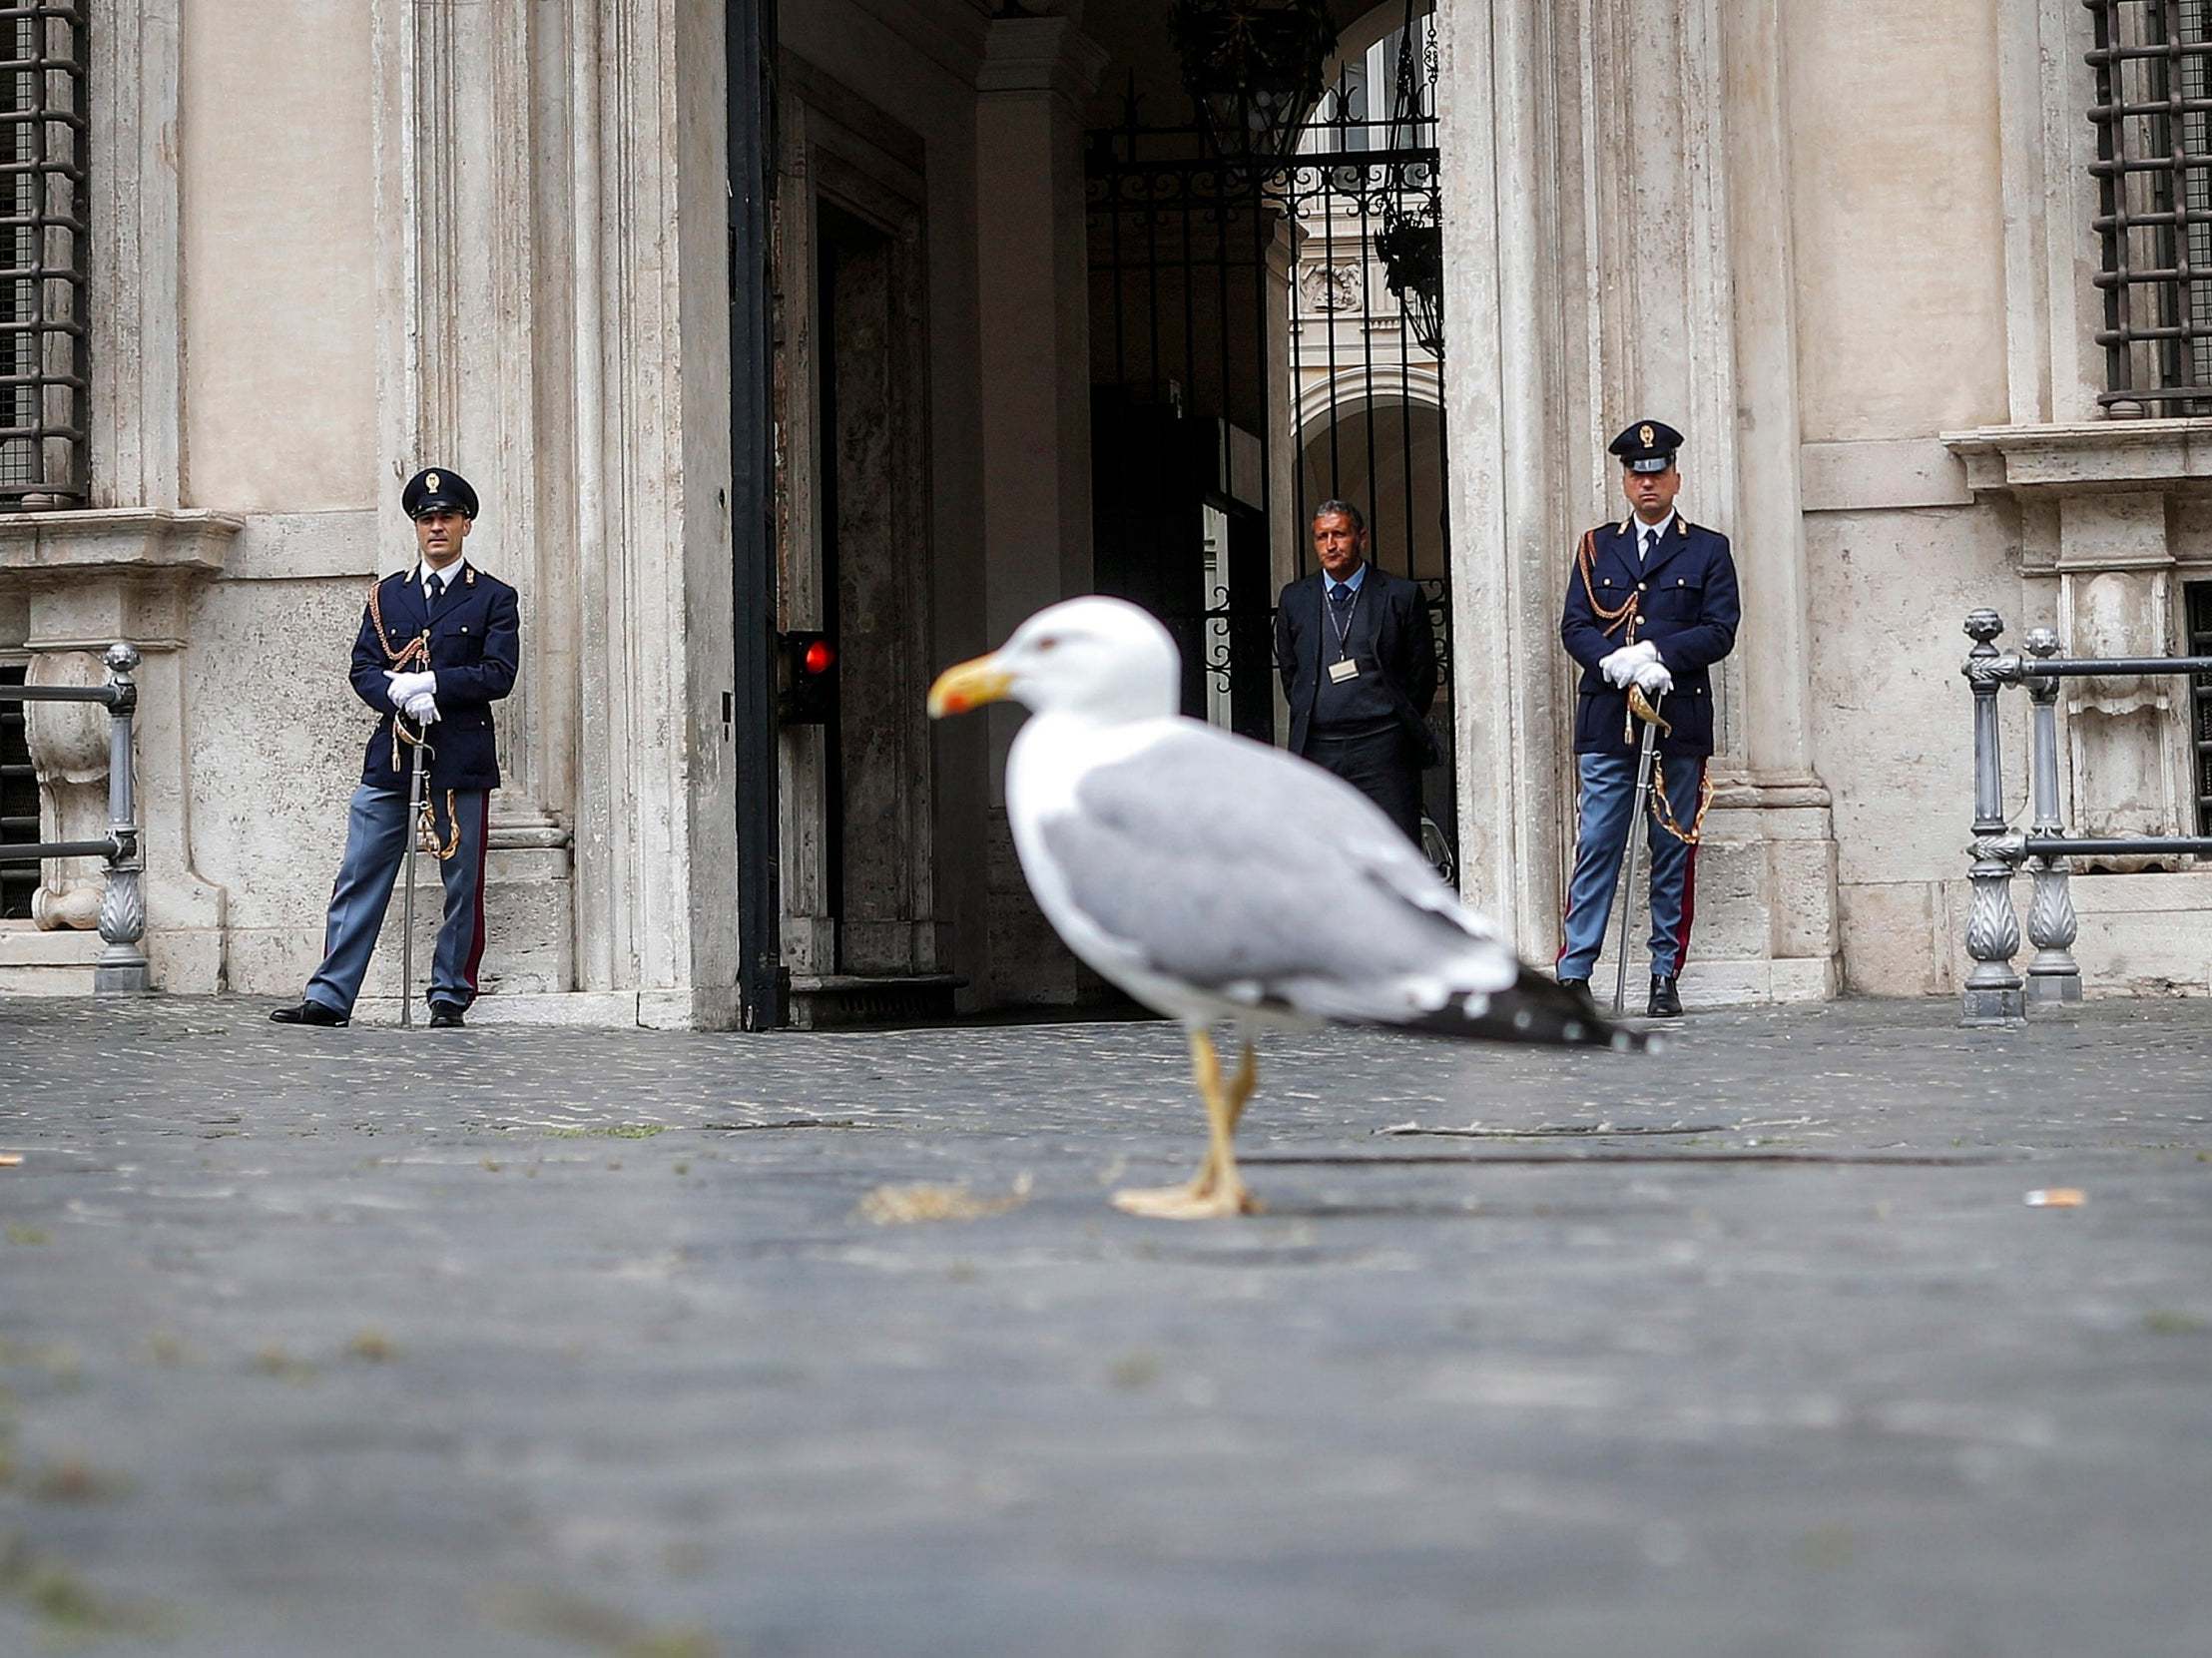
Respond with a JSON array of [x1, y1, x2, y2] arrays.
[[1401, 967, 1650, 1053]]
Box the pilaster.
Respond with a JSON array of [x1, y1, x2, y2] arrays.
[[86, 0, 183, 510]]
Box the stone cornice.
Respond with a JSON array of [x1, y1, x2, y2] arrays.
[[1942, 418, 2212, 496], [977, 15, 1111, 102], [0, 509, 242, 582]]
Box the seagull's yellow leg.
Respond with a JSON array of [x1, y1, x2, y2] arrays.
[[1112, 1029, 1260, 1220], [1222, 1039, 1257, 1135]]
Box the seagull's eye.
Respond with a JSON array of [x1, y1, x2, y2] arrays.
[[1034, 636, 1059, 654]]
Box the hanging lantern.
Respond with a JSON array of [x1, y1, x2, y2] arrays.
[[1169, 0, 1337, 167], [1376, 199, 1444, 357], [1374, 1, 1444, 356]]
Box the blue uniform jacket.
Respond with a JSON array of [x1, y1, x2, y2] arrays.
[[348, 565, 521, 792], [1559, 517, 1739, 758]]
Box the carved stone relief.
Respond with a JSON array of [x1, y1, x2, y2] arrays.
[[23, 649, 108, 930], [2061, 567, 2185, 867]]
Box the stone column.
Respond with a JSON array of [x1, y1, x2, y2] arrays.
[[972, 8, 1107, 1003], [371, 0, 574, 954], [1435, 0, 1575, 959], [976, 10, 1107, 750], [1710, 0, 1838, 999]]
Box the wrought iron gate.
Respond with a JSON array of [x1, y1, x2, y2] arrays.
[[1085, 9, 1455, 864]]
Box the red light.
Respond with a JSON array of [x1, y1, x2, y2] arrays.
[[803, 640, 834, 675]]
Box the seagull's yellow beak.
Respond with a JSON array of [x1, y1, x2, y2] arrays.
[[927, 653, 1013, 719]]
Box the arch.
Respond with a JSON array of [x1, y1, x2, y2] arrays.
[[1324, 0, 1431, 92], [1292, 362, 1441, 436], [1294, 391, 1447, 582]]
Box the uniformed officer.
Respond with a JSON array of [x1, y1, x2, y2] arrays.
[[1555, 422, 1740, 1018], [1274, 499, 1439, 844], [271, 467, 521, 1028]]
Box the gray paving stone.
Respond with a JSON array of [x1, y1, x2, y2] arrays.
[[0, 996, 2208, 1656]]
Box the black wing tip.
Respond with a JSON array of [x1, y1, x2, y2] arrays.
[[1401, 968, 1651, 1052]]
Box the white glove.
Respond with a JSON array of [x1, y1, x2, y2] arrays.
[[403, 691, 441, 725], [1598, 640, 1658, 688], [385, 669, 437, 708], [1631, 658, 1674, 697]]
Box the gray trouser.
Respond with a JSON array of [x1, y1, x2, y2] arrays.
[[305, 784, 489, 1014]]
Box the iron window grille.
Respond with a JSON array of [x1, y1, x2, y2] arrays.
[[0, 1, 86, 505], [0, 661, 34, 918], [2188, 580, 2212, 832]]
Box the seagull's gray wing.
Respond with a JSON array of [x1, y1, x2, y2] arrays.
[[1036, 722, 1516, 1018]]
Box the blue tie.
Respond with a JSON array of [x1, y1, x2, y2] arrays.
[[1329, 583, 1353, 610], [427, 573, 446, 611]]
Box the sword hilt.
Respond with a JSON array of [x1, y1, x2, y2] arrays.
[[1626, 686, 1672, 735]]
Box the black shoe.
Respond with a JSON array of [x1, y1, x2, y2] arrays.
[[428, 1002, 466, 1029], [271, 999, 348, 1027], [1647, 975, 1683, 1019], [1556, 975, 1592, 1006]]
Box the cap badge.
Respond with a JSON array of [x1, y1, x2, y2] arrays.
[[1638, 425, 1653, 448], [425, 472, 440, 492]]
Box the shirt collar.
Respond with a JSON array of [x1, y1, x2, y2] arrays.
[[415, 557, 469, 591], [1323, 562, 1369, 596], [1630, 512, 1677, 547]]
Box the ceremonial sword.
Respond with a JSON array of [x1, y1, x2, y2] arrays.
[[1610, 686, 1669, 1018], [398, 631, 430, 1030]]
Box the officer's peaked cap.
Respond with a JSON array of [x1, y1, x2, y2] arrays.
[[401, 467, 479, 520], [1608, 420, 1683, 474]]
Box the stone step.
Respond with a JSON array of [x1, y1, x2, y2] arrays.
[[786, 973, 964, 1029], [0, 922, 100, 996]]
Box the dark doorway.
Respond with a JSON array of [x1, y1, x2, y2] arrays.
[[817, 201, 889, 971], [811, 196, 936, 980]]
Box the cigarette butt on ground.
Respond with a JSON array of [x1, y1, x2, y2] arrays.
[[0, 1153, 21, 1168], [2024, 1188, 2085, 1208]]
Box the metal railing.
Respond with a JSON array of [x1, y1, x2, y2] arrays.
[[0, 640, 146, 990], [1958, 610, 2212, 1024]]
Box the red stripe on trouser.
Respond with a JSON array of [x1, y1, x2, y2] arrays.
[[462, 793, 491, 995], [1671, 761, 1704, 969]]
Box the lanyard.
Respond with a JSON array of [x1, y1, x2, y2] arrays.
[[1325, 580, 1362, 656]]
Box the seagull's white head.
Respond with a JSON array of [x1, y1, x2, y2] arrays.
[[927, 596, 1179, 726]]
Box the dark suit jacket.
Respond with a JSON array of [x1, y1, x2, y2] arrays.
[[1274, 566, 1439, 765], [1559, 517, 1739, 758], [349, 564, 521, 792]]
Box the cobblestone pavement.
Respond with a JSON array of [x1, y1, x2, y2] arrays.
[[1, 995, 2208, 1657]]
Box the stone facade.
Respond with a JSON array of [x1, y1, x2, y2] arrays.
[[0, 0, 2203, 1018]]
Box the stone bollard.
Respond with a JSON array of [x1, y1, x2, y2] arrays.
[[92, 642, 150, 994], [1960, 611, 2024, 1026], [2021, 628, 2081, 1010]]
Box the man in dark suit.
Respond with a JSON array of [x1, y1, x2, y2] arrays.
[[1274, 499, 1439, 843], [1556, 421, 1740, 1018], [271, 467, 521, 1028]]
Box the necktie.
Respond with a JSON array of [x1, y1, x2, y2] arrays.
[[1641, 528, 1657, 565], [1329, 583, 1353, 610], [426, 573, 445, 610]]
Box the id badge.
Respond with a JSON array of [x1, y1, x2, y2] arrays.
[[1328, 658, 1360, 684]]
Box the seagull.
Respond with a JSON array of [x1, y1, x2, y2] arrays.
[[927, 596, 1644, 1220]]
